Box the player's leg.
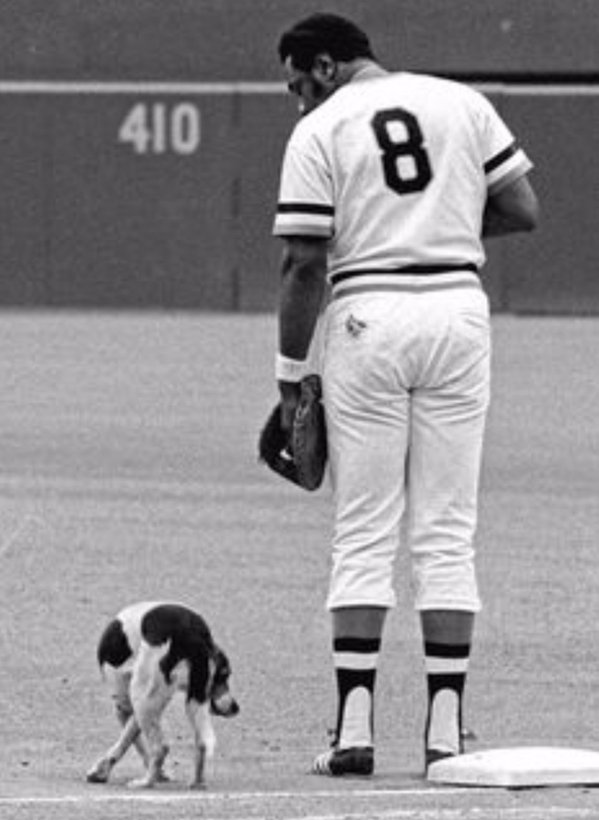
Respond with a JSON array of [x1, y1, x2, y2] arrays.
[[407, 293, 490, 769], [420, 609, 474, 766], [317, 302, 410, 775], [316, 418, 404, 776], [409, 398, 486, 768], [311, 605, 386, 775]]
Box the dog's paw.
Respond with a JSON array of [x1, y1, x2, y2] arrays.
[[86, 758, 113, 784], [187, 778, 207, 790], [127, 776, 156, 789], [86, 758, 112, 784], [155, 768, 171, 783]]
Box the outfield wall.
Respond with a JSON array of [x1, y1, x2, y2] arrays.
[[0, 2, 597, 312], [3, 0, 598, 81]]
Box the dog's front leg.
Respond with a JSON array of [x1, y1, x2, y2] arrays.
[[86, 714, 141, 783], [186, 700, 216, 788]]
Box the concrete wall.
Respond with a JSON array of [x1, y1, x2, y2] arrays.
[[0, 2, 597, 311]]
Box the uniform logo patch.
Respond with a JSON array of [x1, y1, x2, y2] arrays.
[[346, 314, 367, 338]]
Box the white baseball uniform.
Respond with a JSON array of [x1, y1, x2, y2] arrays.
[[273, 71, 532, 612]]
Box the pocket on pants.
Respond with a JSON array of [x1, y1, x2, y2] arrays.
[[454, 292, 491, 348]]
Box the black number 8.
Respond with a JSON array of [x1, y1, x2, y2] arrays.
[[371, 107, 432, 195]]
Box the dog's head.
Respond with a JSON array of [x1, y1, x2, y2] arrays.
[[209, 646, 239, 718]]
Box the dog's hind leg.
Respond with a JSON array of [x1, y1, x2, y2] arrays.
[[113, 680, 171, 781], [127, 706, 170, 788], [87, 671, 145, 784], [128, 652, 172, 788], [118, 715, 169, 783], [185, 699, 216, 788], [117, 702, 172, 779], [111, 672, 150, 766], [86, 714, 141, 783]]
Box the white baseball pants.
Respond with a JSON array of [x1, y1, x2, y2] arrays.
[[322, 277, 490, 612]]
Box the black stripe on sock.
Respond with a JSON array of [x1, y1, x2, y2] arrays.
[[427, 672, 466, 697], [424, 642, 470, 659], [334, 637, 381, 653], [338, 668, 377, 695]]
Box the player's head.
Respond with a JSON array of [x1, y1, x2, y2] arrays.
[[278, 13, 376, 115]]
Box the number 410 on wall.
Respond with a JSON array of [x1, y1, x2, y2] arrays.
[[118, 102, 201, 155]]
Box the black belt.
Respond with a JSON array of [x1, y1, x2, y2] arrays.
[[330, 263, 479, 286]]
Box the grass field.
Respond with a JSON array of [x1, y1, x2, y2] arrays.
[[1, 311, 599, 820]]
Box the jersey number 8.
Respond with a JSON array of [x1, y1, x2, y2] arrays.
[[371, 107, 432, 196]]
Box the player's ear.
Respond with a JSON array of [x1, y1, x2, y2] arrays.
[[312, 53, 337, 81]]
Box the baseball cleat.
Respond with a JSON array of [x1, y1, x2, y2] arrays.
[[425, 748, 458, 771], [312, 745, 374, 776], [426, 731, 471, 774], [425, 722, 473, 774]]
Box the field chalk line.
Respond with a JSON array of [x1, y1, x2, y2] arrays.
[[0, 786, 486, 804], [0, 787, 596, 820]]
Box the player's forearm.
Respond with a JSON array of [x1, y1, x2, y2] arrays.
[[278, 263, 325, 360], [277, 239, 327, 361]]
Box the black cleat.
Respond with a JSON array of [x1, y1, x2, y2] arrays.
[[312, 745, 374, 777]]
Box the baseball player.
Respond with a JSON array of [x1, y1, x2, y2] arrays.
[[272, 13, 539, 776]]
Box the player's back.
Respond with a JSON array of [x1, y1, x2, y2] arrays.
[[301, 72, 494, 277]]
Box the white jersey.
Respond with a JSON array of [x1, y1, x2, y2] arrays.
[[273, 71, 532, 283]]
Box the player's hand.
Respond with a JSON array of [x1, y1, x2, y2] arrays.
[[277, 380, 301, 433]]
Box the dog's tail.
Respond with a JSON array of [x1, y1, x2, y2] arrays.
[[97, 618, 132, 676]]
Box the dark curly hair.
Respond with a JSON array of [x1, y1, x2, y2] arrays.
[[278, 13, 375, 72]]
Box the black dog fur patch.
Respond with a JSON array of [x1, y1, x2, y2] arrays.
[[97, 618, 132, 668]]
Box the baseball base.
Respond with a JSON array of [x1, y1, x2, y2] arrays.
[[427, 746, 599, 788]]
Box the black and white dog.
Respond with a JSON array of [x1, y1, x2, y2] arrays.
[[86, 601, 239, 789]]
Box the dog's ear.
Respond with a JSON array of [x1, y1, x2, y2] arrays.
[[212, 645, 231, 680], [208, 645, 239, 718]]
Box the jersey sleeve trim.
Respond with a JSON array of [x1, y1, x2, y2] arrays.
[[273, 201, 334, 237], [485, 142, 519, 173], [487, 158, 533, 194], [277, 202, 334, 216], [484, 141, 532, 192]]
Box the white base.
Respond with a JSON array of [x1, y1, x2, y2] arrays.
[[427, 746, 599, 788]]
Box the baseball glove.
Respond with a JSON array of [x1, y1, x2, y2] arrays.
[[258, 374, 328, 491]]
